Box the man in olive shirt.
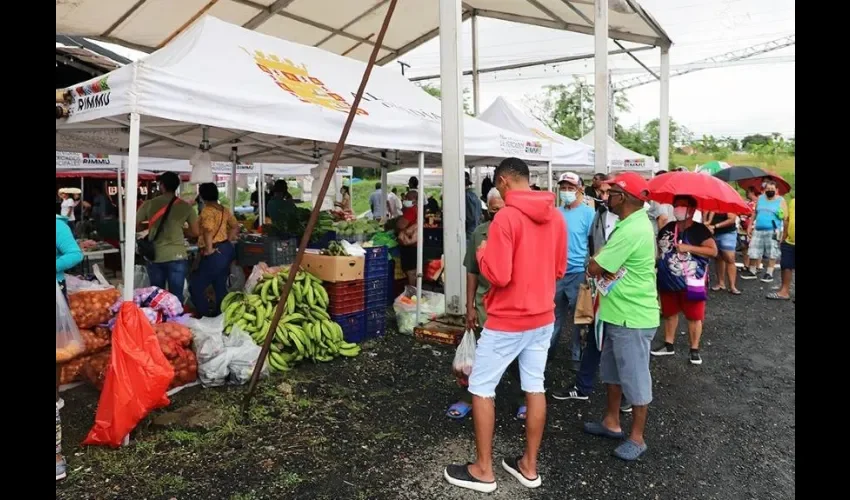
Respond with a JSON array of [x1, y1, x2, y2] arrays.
[[584, 172, 659, 462], [136, 172, 199, 301]]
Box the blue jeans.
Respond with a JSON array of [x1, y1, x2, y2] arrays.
[[147, 259, 188, 303], [189, 242, 235, 317], [575, 324, 602, 396], [552, 272, 585, 361]]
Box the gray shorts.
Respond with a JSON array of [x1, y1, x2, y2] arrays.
[[600, 323, 656, 406], [748, 229, 781, 260]]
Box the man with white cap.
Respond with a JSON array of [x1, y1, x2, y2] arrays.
[[551, 172, 596, 369]]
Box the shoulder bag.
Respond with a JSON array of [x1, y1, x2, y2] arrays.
[[137, 197, 178, 262]]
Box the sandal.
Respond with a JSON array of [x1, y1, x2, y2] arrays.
[[583, 421, 625, 439], [613, 439, 648, 461], [446, 401, 472, 420], [729, 289, 742, 295], [710, 285, 726, 292], [516, 405, 527, 421], [766, 292, 790, 301]]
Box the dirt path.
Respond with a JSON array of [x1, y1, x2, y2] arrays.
[[57, 275, 794, 500]]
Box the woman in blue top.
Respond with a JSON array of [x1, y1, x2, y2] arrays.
[[742, 180, 787, 283], [56, 214, 82, 482]]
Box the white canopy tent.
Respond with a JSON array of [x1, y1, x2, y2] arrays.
[[578, 131, 655, 175]]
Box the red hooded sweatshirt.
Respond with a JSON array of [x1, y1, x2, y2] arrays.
[[477, 190, 567, 332]]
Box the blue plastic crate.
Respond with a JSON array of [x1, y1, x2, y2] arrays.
[[364, 309, 387, 340], [385, 260, 395, 305], [364, 246, 389, 279], [330, 311, 367, 344]]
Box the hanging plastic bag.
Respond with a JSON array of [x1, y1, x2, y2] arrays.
[[56, 282, 85, 363], [134, 265, 150, 289], [228, 263, 246, 292], [83, 302, 174, 447], [451, 330, 477, 385]]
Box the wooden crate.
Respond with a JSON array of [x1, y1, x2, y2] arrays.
[[414, 320, 465, 347]]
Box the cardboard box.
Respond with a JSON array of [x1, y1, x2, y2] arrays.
[[301, 252, 364, 283]]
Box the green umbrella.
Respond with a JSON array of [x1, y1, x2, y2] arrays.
[[695, 161, 731, 176]]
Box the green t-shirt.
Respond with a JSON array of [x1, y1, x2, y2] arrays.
[[137, 194, 198, 263], [593, 208, 660, 329], [463, 222, 491, 327]]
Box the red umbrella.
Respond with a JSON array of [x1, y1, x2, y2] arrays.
[[647, 171, 752, 214], [737, 173, 792, 196]]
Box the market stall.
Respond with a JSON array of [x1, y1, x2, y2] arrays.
[[579, 131, 655, 176]]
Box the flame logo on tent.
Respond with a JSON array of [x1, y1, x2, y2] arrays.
[[247, 49, 368, 116]]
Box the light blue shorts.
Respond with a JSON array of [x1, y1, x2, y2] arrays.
[[714, 231, 737, 252], [468, 324, 554, 398], [599, 323, 656, 406]]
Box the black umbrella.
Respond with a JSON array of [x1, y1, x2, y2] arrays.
[[712, 165, 769, 182]]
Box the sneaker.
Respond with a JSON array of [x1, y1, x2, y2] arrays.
[[689, 350, 703, 365], [443, 464, 497, 493], [56, 457, 67, 481], [620, 403, 633, 414], [650, 343, 675, 356], [760, 273, 774, 283], [552, 386, 589, 401], [501, 456, 542, 489], [740, 269, 758, 280]]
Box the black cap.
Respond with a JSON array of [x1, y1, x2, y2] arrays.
[[156, 171, 180, 192]]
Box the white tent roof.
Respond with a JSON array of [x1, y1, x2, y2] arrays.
[[579, 131, 654, 172], [56, 16, 552, 167], [54, 151, 315, 176], [479, 96, 594, 171], [56, 1, 671, 63]]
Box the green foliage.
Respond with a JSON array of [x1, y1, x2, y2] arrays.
[[418, 83, 473, 115], [526, 77, 630, 139]]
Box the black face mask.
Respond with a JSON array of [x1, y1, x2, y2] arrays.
[[766, 190, 776, 198]]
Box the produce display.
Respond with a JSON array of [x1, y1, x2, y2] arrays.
[[320, 240, 351, 256], [80, 327, 111, 355], [56, 341, 85, 363], [221, 268, 362, 373], [263, 205, 336, 243], [366, 231, 398, 250], [70, 288, 122, 329], [334, 219, 383, 240]]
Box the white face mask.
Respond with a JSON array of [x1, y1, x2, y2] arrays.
[[559, 191, 577, 205], [402, 200, 414, 208], [673, 206, 690, 221]]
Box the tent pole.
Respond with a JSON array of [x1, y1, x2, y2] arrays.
[[122, 112, 141, 302], [547, 161, 553, 194], [438, 0, 466, 316], [416, 152, 424, 326], [471, 12, 480, 116], [243, 0, 399, 413], [259, 164, 265, 226], [80, 177, 84, 225], [594, 0, 609, 175], [659, 46, 671, 172], [117, 159, 125, 268], [380, 157, 389, 220], [230, 146, 238, 214]]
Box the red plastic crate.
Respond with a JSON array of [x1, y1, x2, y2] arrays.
[[325, 280, 365, 315]]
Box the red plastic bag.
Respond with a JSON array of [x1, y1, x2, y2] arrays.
[[83, 302, 175, 447]]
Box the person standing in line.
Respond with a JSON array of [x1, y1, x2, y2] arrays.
[[465, 172, 482, 243], [368, 182, 385, 220], [651, 196, 717, 365], [585, 173, 608, 212], [742, 180, 786, 282], [739, 187, 759, 270], [706, 209, 741, 295], [767, 197, 795, 301], [386, 187, 402, 218], [444, 158, 566, 492], [550, 172, 594, 369], [647, 170, 674, 237], [136, 172, 199, 302], [582, 172, 659, 462]]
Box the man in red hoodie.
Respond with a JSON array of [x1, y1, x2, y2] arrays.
[[444, 158, 567, 493]]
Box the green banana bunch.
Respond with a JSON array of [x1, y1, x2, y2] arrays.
[[320, 240, 349, 257]]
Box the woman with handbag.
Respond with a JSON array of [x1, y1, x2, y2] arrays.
[[189, 183, 239, 317], [651, 196, 718, 365]]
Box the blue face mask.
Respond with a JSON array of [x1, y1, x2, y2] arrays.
[[559, 191, 577, 205]]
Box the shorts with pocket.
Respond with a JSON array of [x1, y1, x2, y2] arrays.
[[660, 290, 706, 321], [748, 229, 781, 260], [599, 323, 656, 406], [468, 324, 554, 398], [780, 241, 795, 270]]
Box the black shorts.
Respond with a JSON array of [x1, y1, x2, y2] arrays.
[[780, 241, 795, 270], [400, 245, 417, 272]]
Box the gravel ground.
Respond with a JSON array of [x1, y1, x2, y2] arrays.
[[56, 270, 794, 500]]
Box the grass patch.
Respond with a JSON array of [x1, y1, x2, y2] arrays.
[[278, 471, 303, 488], [162, 429, 202, 445]]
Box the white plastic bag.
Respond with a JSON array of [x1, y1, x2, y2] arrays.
[[228, 263, 246, 292], [134, 265, 150, 289], [56, 282, 85, 363], [226, 325, 268, 385], [340, 240, 366, 257], [392, 286, 446, 334], [452, 330, 477, 379]]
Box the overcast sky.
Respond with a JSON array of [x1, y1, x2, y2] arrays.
[[91, 0, 794, 140]]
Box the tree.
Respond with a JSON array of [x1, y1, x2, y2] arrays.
[[614, 117, 690, 164], [741, 134, 771, 151], [525, 77, 630, 139], [418, 83, 472, 115]]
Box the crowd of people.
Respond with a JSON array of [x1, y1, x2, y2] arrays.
[[443, 158, 796, 492]]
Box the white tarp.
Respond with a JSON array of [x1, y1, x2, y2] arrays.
[[479, 97, 594, 170], [579, 131, 655, 173], [56, 16, 551, 166]]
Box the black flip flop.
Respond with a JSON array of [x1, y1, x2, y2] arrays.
[[443, 463, 497, 493]]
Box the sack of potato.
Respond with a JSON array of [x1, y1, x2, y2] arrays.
[[57, 282, 86, 363], [69, 288, 121, 329]]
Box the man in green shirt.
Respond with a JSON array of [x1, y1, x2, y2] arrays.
[[584, 172, 659, 462], [136, 172, 199, 301]]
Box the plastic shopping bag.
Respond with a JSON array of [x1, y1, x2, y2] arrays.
[[451, 330, 477, 386], [56, 282, 85, 363], [83, 302, 175, 447]]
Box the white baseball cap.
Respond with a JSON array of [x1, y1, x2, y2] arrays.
[[557, 172, 581, 187]]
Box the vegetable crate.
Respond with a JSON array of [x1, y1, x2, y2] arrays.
[[364, 277, 387, 311], [330, 311, 367, 344], [324, 280, 365, 315], [364, 309, 387, 340], [236, 235, 266, 267], [363, 246, 389, 280], [264, 237, 298, 266], [413, 320, 465, 347]]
